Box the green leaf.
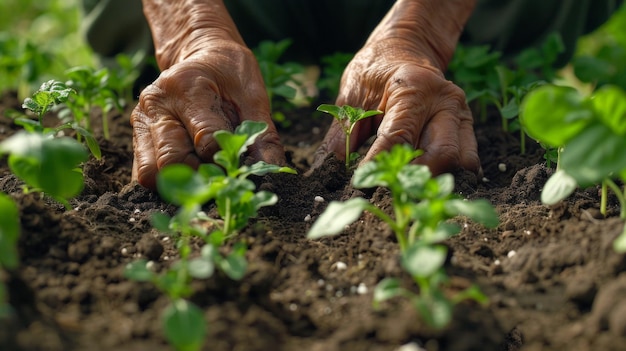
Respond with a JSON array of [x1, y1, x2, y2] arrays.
[[218, 249, 247, 280], [0, 132, 88, 201], [241, 161, 296, 178], [591, 85, 626, 135], [540, 169, 578, 205], [124, 260, 155, 282], [520, 85, 594, 147], [307, 198, 370, 239], [560, 123, 626, 186], [396, 164, 432, 196], [316, 104, 343, 120], [401, 243, 447, 278], [444, 199, 499, 228], [71, 125, 102, 159], [0, 193, 20, 269], [373, 278, 403, 303], [157, 164, 212, 207], [188, 257, 215, 279], [613, 224, 626, 253], [151, 212, 173, 233], [414, 291, 453, 328], [162, 299, 206, 351]]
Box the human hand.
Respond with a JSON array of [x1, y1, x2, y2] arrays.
[[312, 0, 479, 176], [131, 42, 285, 189]]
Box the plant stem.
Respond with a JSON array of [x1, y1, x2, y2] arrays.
[[605, 179, 626, 219], [366, 204, 407, 250], [601, 181, 608, 217], [223, 197, 232, 237], [345, 133, 350, 170]]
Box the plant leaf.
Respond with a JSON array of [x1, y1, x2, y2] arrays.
[[401, 243, 447, 278], [156, 164, 212, 207], [591, 85, 626, 135], [444, 198, 500, 228], [540, 169, 578, 205], [373, 278, 403, 304], [560, 123, 626, 186], [307, 198, 369, 239], [162, 299, 206, 351], [520, 85, 594, 147], [124, 260, 154, 282]]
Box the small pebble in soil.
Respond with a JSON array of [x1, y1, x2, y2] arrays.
[[356, 283, 368, 295], [524, 230, 532, 235], [146, 261, 155, 270], [482, 177, 490, 183], [289, 303, 298, 311], [498, 163, 507, 172], [137, 235, 164, 261], [494, 259, 501, 266], [317, 279, 325, 287], [121, 247, 129, 255], [73, 206, 81, 211], [334, 261, 347, 270], [304, 214, 312, 222], [134, 208, 141, 214], [396, 342, 426, 351], [162, 236, 170, 242], [507, 250, 517, 258], [312, 127, 320, 134], [314, 195, 325, 203], [128, 217, 136, 222]]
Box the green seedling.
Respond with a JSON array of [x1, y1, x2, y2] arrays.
[[0, 131, 88, 209], [0, 34, 55, 99], [316, 104, 382, 170], [0, 192, 20, 318], [253, 39, 304, 127], [520, 84, 626, 251], [317, 52, 353, 100], [126, 120, 295, 351], [308, 144, 499, 328], [13, 79, 101, 159], [62, 66, 124, 141]]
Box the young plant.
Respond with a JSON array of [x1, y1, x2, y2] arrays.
[[253, 39, 305, 127], [316, 104, 382, 170], [308, 144, 499, 328], [12, 79, 101, 159], [62, 66, 124, 141], [317, 52, 354, 100], [125, 120, 295, 351], [0, 192, 20, 318], [520, 84, 626, 251]]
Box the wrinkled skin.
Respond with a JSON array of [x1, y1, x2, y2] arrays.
[[312, 38, 480, 176], [131, 41, 284, 189], [133, 0, 478, 189]]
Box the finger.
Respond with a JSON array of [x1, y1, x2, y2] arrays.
[[310, 119, 347, 170], [131, 107, 158, 189]]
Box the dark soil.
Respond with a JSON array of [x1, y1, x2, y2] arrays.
[[1, 90, 625, 351]]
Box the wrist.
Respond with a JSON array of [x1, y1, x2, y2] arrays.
[[366, 0, 476, 71], [143, 0, 245, 69]]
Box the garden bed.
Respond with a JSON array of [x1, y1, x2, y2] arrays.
[[1, 90, 625, 351]]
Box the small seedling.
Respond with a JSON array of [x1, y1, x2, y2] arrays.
[[126, 121, 295, 351], [521, 84, 626, 251], [316, 104, 382, 170], [13, 79, 101, 159], [253, 39, 305, 127], [308, 144, 498, 328]]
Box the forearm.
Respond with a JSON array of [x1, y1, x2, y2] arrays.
[[142, 0, 245, 70], [366, 0, 477, 71]]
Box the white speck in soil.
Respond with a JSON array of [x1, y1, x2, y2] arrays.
[[482, 177, 490, 183], [289, 303, 298, 311], [162, 236, 170, 242], [314, 196, 325, 203], [121, 247, 128, 255], [356, 283, 368, 295], [146, 261, 155, 269], [335, 290, 344, 298], [494, 259, 501, 266], [304, 214, 312, 222], [507, 250, 517, 258], [133, 208, 141, 214], [335, 261, 347, 270], [396, 342, 426, 351], [498, 163, 507, 172], [317, 279, 325, 287], [128, 217, 136, 223]]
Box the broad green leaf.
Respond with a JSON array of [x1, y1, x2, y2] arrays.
[[251, 191, 278, 210], [401, 243, 447, 278], [218, 250, 247, 280], [124, 260, 154, 282], [197, 163, 224, 178], [151, 212, 172, 233], [316, 104, 343, 120], [241, 161, 297, 178], [0, 132, 87, 201], [561, 123, 626, 186], [591, 85, 626, 135], [307, 198, 370, 239], [520, 85, 593, 147], [0, 193, 20, 269], [373, 278, 403, 303], [396, 164, 432, 196], [444, 199, 499, 228], [157, 164, 212, 207], [352, 159, 388, 188], [613, 224, 626, 253], [213, 133, 247, 174], [233, 120, 268, 152], [414, 291, 453, 329], [272, 84, 296, 99], [72, 125, 102, 159], [540, 169, 578, 205], [188, 257, 215, 279], [162, 299, 206, 351]]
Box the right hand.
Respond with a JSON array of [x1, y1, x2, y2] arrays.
[[131, 40, 285, 189]]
